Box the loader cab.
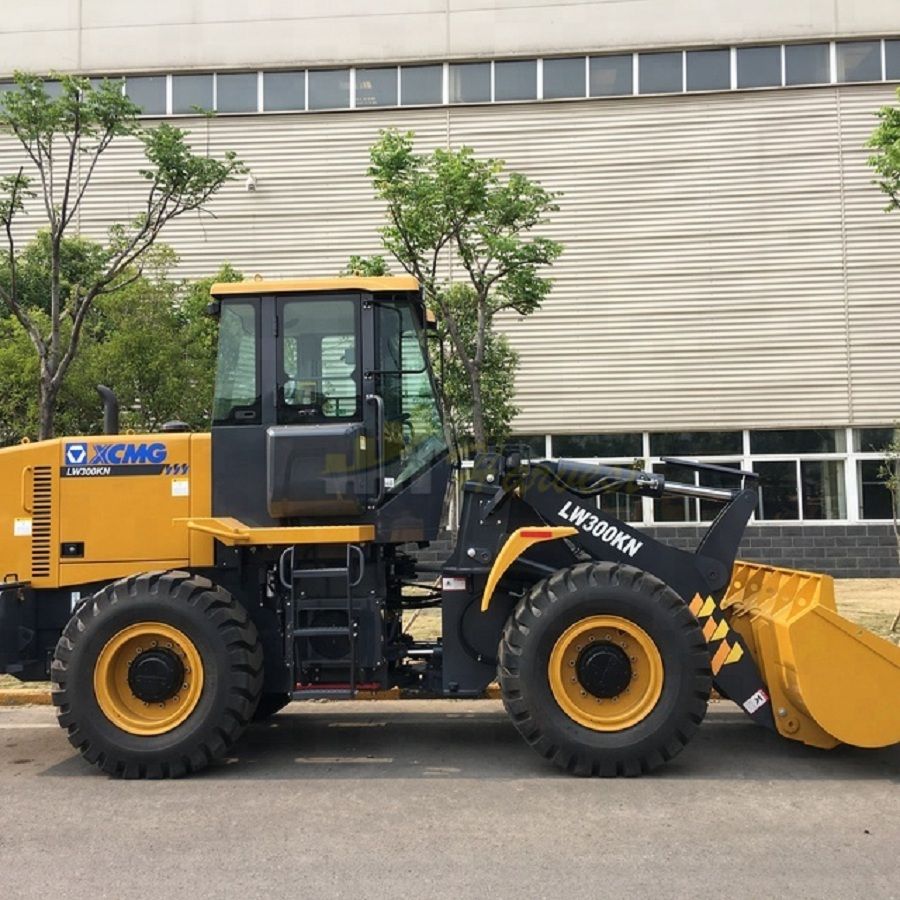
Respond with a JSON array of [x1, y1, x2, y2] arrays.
[[208, 277, 450, 541]]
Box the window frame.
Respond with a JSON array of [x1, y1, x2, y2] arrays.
[[510, 426, 897, 526]]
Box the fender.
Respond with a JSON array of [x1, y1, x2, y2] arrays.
[[480, 526, 577, 612]]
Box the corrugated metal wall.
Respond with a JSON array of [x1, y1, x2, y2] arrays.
[[7, 83, 900, 432]]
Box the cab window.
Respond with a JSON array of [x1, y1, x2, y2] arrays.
[[278, 298, 360, 423], [376, 301, 447, 489], [212, 301, 261, 425]]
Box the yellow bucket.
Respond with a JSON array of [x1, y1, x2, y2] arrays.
[[721, 562, 900, 750]]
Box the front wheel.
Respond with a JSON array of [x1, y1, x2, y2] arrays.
[[51, 571, 263, 778], [499, 562, 711, 776]]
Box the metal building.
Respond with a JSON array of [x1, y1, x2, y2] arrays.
[[2, 2, 900, 573]]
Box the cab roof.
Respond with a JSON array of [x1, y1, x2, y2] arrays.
[[210, 275, 421, 298]]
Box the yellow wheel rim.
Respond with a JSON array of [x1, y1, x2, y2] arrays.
[[93, 622, 204, 736], [548, 615, 664, 731]]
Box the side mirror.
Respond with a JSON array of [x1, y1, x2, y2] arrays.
[[205, 299, 221, 318]]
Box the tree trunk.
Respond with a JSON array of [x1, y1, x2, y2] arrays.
[[471, 373, 486, 454], [38, 374, 58, 441]]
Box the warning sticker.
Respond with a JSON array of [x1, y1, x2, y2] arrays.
[[171, 479, 190, 497], [13, 518, 32, 537], [442, 576, 467, 592], [743, 689, 770, 714]]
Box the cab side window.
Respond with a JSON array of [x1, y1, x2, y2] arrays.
[[212, 301, 260, 425]]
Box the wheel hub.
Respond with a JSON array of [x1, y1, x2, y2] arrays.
[[93, 622, 203, 736], [127, 647, 185, 703], [576, 643, 632, 699], [547, 615, 665, 732]]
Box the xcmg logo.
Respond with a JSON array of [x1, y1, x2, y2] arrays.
[[65, 442, 168, 466]]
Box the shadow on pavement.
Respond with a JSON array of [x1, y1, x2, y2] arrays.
[[36, 701, 900, 782]]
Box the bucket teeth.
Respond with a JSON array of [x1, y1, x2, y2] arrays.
[[722, 561, 900, 749]]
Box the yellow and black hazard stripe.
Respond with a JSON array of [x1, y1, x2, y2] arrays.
[[689, 594, 744, 676]]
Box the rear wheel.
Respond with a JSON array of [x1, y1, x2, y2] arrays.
[[499, 562, 710, 776], [51, 571, 263, 778]]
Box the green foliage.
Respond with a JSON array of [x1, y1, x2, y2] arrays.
[[0, 242, 242, 444], [434, 283, 519, 448], [868, 87, 900, 212], [0, 314, 41, 444], [366, 129, 562, 452], [343, 255, 391, 276], [0, 71, 242, 438]]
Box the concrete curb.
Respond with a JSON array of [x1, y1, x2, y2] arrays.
[[0, 689, 52, 706]]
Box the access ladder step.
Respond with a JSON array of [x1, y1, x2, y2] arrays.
[[292, 687, 355, 700], [293, 626, 354, 639], [292, 567, 349, 580]]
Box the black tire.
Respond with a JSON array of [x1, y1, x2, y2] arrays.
[[253, 692, 291, 722], [51, 571, 263, 778], [499, 562, 711, 777]]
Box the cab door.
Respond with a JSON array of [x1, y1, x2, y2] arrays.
[[266, 293, 371, 519]]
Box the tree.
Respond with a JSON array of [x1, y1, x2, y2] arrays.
[[868, 86, 900, 211], [343, 254, 391, 277], [367, 130, 562, 452], [0, 242, 241, 444], [436, 283, 520, 451], [877, 429, 900, 636], [0, 72, 244, 439]]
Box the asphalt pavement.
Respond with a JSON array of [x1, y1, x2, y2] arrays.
[[0, 700, 897, 899]]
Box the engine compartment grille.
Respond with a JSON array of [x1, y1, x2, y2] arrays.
[[31, 465, 53, 579]]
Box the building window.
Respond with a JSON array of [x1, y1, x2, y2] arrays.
[[649, 430, 742, 457], [801, 460, 846, 519], [356, 67, 397, 107], [511, 434, 547, 458], [494, 59, 537, 102], [686, 49, 730, 91], [599, 489, 644, 524], [552, 433, 642, 458], [858, 460, 895, 520], [750, 428, 844, 454], [308, 69, 350, 110], [126, 75, 166, 115], [263, 71, 305, 111], [736, 45, 782, 88], [217, 72, 257, 113], [400, 65, 443, 105], [755, 461, 799, 520], [449, 62, 491, 103], [652, 460, 745, 523], [172, 74, 213, 114], [784, 43, 829, 86], [854, 427, 899, 453], [542, 57, 585, 99], [639, 51, 683, 94], [836, 41, 883, 83], [754, 459, 846, 520], [589, 55, 632, 96], [888, 40, 900, 80]]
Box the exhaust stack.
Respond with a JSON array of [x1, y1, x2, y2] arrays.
[[96, 385, 119, 435]]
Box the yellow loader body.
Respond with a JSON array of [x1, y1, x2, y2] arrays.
[[722, 562, 900, 750]]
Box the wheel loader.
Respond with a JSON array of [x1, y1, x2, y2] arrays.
[[1, 275, 898, 778]]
